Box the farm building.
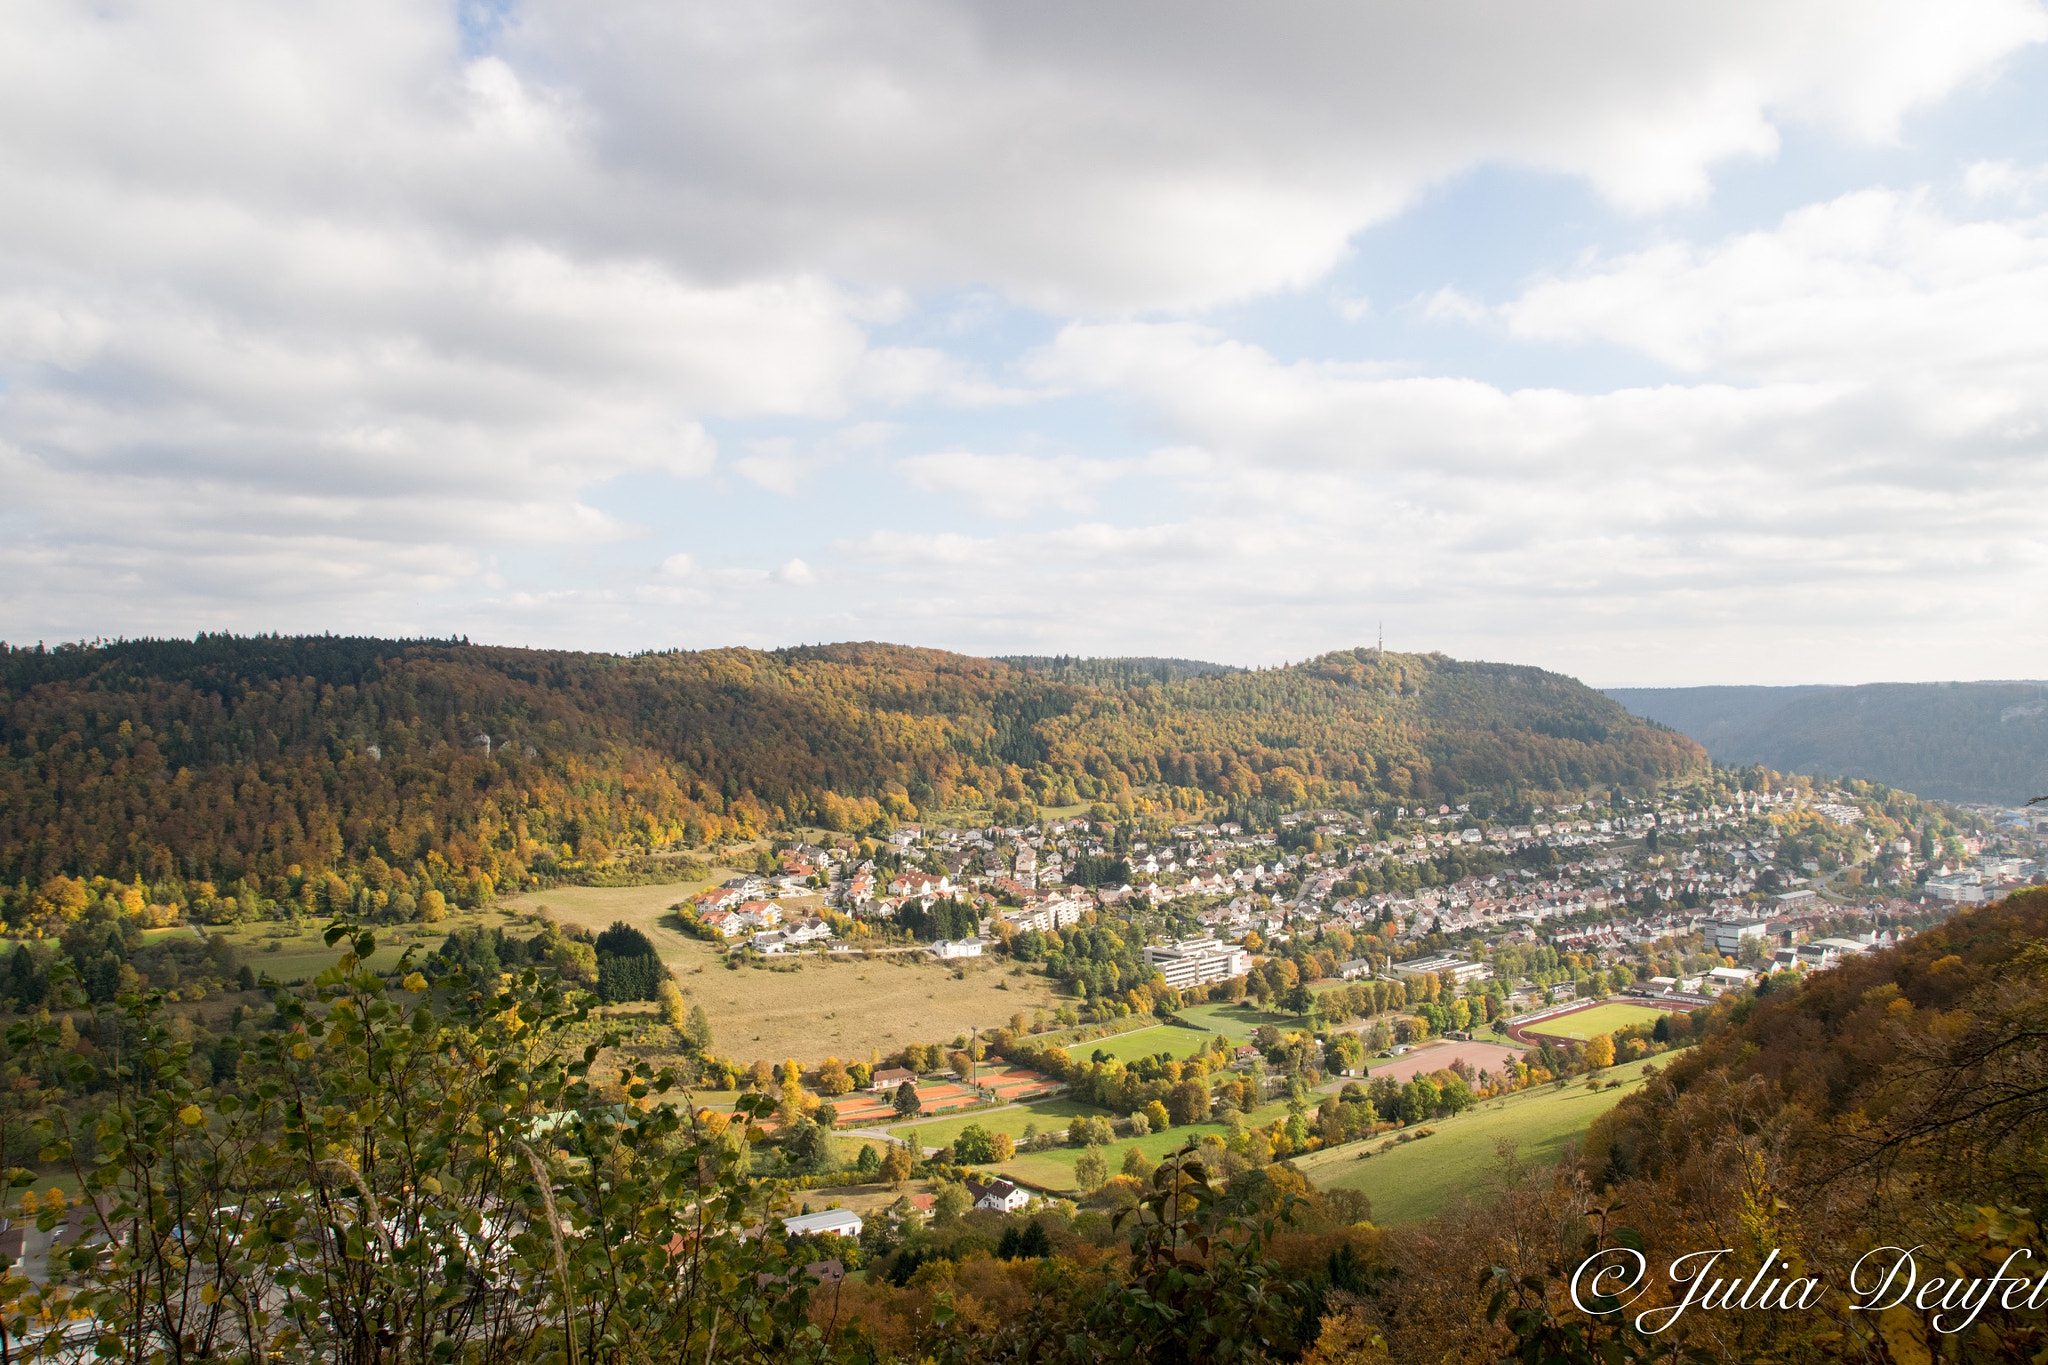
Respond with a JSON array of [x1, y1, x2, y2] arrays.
[[782, 1209, 863, 1239]]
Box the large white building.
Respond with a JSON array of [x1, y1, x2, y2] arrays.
[[1142, 936, 1251, 989], [782, 1208, 863, 1239], [1925, 872, 1989, 904], [1002, 897, 1085, 934], [1388, 953, 1491, 985], [1712, 920, 1769, 955]]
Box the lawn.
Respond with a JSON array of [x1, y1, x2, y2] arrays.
[[1521, 1002, 1673, 1041], [993, 1100, 1294, 1192], [1172, 1001, 1304, 1042], [1292, 1057, 1667, 1224], [885, 1097, 1101, 1148], [1066, 1022, 1219, 1065]]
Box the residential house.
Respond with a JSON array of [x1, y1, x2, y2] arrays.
[[967, 1178, 1030, 1213]]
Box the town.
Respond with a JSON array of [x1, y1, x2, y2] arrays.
[[692, 774, 2038, 1019]]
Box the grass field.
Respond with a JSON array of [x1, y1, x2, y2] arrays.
[[1292, 1058, 1665, 1224], [205, 916, 459, 981], [1173, 1001, 1303, 1042], [1066, 1022, 1219, 1064], [502, 883, 1063, 1064], [992, 1100, 1294, 1191], [502, 877, 737, 945], [1521, 1002, 1673, 1041], [884, 1097, 1101, 1148]]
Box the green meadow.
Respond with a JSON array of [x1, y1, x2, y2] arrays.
[[1290, 1058, 1667, 1224]]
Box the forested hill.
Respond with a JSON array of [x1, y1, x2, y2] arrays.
[[994, 655, 1242, 686], [1607, 680, 2048, 804], [0, 637, 1701, 900]]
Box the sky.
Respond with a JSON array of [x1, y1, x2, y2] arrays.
[[4, 1, 2048, 686]]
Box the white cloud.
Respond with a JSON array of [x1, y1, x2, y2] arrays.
[[897, 451, 1125, 518], [498, 0, 2045, 308], [1, 0, 2045, 680], [1498, 190, 2048, 447], [994, 310, 2048, 679], [1963, 158, 2048, 199]]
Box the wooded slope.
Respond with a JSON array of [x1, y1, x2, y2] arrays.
[[0, 637, 1701, 891]]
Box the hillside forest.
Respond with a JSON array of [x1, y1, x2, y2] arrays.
[[0, 636, 1702, 930]]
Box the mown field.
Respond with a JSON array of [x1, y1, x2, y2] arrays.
[[1291, 1057, 1666, 1224], [1520, 1002, 1672, 1041], [985, 1100, 1295, 1192], [883, 1097, 1102, 1148], [1065, 1022, 1216, 1064], [1173, 1000, 1304, 1042]]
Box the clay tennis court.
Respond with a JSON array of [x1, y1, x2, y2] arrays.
[[829, 1068, 1058, 1126]]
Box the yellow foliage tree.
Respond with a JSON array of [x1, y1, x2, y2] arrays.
[[656, 976, 687, 1030], [815, 1058, 853, 1096], [1584, 1033, 1615, 1069]]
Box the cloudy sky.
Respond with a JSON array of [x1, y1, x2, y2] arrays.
[[4, 0, 2047, 684]]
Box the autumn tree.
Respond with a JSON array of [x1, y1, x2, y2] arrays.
[[815, 1057, 853, 1096], [656, 975, 687, 1029], [1583, 1032, 1615, 1069]]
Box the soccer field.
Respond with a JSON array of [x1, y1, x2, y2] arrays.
[[1522, 1002, 1672, 1040]]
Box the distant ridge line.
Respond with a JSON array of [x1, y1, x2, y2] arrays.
[[1605, 680, 2048, 806], [993, 654, 1243, 686]]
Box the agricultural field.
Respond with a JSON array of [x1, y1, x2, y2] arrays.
[[1520, 1002, 1674, 1041], [1293, 1057, 1667, 1224], [506, 882, 1065, 1064], [666, 951, 1059, 1065]]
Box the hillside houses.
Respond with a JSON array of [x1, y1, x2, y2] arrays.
[[698, 898, 787, 938], [744, 916, 831, 954], [888, 871, 953, 899]]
